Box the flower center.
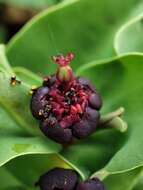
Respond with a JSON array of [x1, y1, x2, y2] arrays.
[[38, 53, 95, 129], [41, 77, 92, 128]]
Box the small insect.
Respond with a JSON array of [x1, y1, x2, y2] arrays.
[[29, 85, 38, 95], [43, 76, 50, 86], [10, 76, 21, 86]]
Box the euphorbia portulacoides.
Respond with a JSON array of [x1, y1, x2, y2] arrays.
[[36, 167, 106, 190], [30, 53, 102, 144]]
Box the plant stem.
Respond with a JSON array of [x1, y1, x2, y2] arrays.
[[98, 107, 128, 132]]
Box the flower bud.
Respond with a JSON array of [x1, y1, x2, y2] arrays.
[[52, 53, 74, 82]]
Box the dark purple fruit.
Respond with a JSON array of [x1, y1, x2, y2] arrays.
[[36, 168, 78, 190], [40, 119, 72, 144], [30, 53, 102, 144], [75, 178, 106, 190], [30, 87, 49, 119], [72, 107, 100, 139]]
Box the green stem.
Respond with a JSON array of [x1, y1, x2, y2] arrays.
[[98, 107, 128, 132]]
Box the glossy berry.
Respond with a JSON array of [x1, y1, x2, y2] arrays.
[[30, 53, 102, 144], [75, 178, 106, 190], [36, 168, 78, 190]]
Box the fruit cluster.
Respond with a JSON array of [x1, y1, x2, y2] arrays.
[[30, 53, 102, 144], [36, 168, 106, 190]]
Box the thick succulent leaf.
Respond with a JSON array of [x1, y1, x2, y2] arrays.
[[0, 167, 24, 189], [13, 66, 42, 86], [115, 14, 143, 55], [61, 130, 126, 179], [0, 46, 39, 135], [104, 168, 143, 190], [76, 53, 143, 178], [2, 187, 29, 190], [133, 175, 143, 190], [7, 0, 143, 75], [4, 154, 70, 187], [0, 46, 61, 167], [0, 167, 34, 189], [0, 45, 14, 75], [0, 107, 61, 167]]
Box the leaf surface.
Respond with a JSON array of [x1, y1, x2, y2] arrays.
[[7, 0, 143, 74]]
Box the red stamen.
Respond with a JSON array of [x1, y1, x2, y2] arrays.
[[75, 104, 83, 113], [52, 53, 74, 66], [71, 105, 77, 114], [65, 53, 74, 62]]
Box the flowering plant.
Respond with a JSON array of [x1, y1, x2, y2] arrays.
[[0, 0, 143, 189]]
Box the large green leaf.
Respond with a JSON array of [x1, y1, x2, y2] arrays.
[[0, 106, 60, 167], [0, 45, 39, 135], [133, 175, 143, 190], [115, 14, 143, 55], [104, 168, 143, 190], [7, 0, 143, 75], [0, 167, 24, 189], [61, 129, 126, 179], [4, 154, 71, 188]]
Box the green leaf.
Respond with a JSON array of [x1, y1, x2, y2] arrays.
[[0, 106, 61, 167], [0, 167, 24, 189], [77, 53, 143, 178], [0, 45, 38, 135], [0, 45, 61, 168], [133, 175, 143, 190], [13, 66, 42, 85], [7, 0, 143, 74], [104, 168, 143, 190], [0, 45, 14, 75], [4, 154, 71, 188], [62, 129, 126, 180], [115, 14, 143, 55]]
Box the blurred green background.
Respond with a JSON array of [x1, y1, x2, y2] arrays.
[[0, 0, 62, 43]]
